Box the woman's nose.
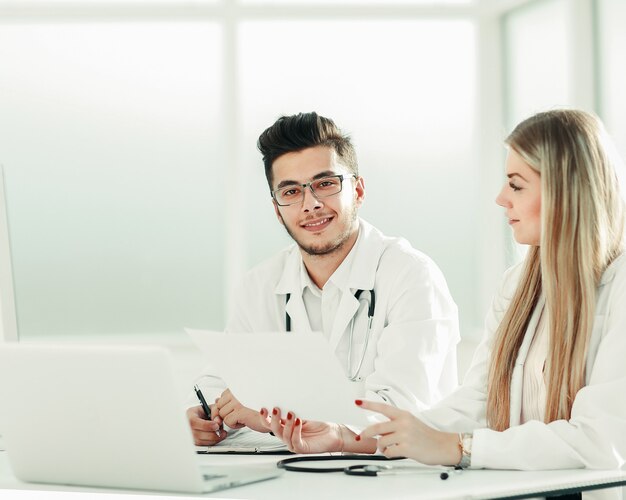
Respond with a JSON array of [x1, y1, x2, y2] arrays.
[[495, 185, 510, 208]]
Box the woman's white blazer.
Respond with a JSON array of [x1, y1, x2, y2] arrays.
[[420, 253, 626, 471]]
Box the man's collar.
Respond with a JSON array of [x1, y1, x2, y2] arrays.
[[274, 218, 384, 295], [343, 218, 383, 291], [274, 246, 304, 295], [325, 225, 360, 290], [299, 258, 321, 295]]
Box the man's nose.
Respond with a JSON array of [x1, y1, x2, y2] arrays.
[[301, 185, 323, 212]]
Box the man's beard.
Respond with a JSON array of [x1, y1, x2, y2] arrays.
[[282, 208, 358, 257]]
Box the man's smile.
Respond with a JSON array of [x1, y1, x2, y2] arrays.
[[301, 216, 334, 231]]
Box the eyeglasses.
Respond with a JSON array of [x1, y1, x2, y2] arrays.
[[271, 174, 357, 207]]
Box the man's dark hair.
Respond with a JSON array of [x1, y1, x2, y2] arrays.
[[257, 112, 358, 189]]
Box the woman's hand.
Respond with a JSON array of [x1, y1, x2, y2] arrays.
[[356, 400, 461, 465], [267, 407, 342, 453], [266, 407, 377, 454]]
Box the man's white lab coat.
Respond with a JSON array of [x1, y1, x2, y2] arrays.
[[198, 219, 460, 414]]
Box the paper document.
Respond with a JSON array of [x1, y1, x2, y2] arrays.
[[187, 329, 374, 427], [196, 428, 289, 454]]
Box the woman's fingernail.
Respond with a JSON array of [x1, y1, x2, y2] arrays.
[[287, 412, 293, 420], [295, 418, 301, 426], [355, 435, 361, 441], [355, 399, 363, 406], [272, 408, 278, 416]]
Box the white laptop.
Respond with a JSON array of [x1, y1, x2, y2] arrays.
[[0, 343, 282, 493]]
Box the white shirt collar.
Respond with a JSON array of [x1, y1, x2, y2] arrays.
[[296, 225, 361, 294]]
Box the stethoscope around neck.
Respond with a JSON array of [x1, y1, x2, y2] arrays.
[[285, 288, 376, 381]]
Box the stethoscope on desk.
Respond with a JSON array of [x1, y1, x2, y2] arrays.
[[276, 455, 460, 480], [285, 289, 376, 381]]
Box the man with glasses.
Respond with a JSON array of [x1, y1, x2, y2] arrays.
[[187, 112, 460, 453]]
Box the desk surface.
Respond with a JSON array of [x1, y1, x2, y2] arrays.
[[2, 451, 626, 500]]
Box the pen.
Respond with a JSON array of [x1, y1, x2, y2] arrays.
[[194, 385, 222, 438], [193, 384, 211, 419]]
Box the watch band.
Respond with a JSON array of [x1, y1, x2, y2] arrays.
[[457, 432, 473, 469]]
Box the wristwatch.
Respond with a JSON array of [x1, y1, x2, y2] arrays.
[[457, 432, 473, 469]]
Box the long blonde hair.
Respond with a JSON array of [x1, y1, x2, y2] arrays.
[[487, 110, 625, 431]]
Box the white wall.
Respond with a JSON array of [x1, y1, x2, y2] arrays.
[[597, 0, 626, 162], [0, 21, 226, 338], [0, 0, 624, 344], [237, 18, 480, 338], [0, 4, 484, 341], [0, 167, 18, 342], [500, 0, 622, 268]]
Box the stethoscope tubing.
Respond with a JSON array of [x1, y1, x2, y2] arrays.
[[354, 288, 375, 317], [346, 289, 375, 380], [276, 454, 400, 473], [276, 455, 458, 479]]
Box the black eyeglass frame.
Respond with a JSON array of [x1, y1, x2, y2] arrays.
[[271, 174, 357, 207]]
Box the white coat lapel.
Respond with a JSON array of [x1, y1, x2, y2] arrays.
[[509, 296, 545, 426], [328, 291, 360, 351], [285, 292, 312, 334], [328, 220, 384, 351], [275, 245, 313, 334]]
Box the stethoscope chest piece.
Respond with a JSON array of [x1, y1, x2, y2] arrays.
[[344, 464, 391, 476], [344, 463, 458, 479]]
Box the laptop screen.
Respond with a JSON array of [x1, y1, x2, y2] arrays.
[[0, 165, 18, 342]]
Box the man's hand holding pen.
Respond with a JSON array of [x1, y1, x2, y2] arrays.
[[188, 386, 272, 446], [187, 385, 226, 446]]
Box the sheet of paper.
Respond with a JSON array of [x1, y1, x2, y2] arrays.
[[195, 428, 288, 453], [187, 329, 374, 428]]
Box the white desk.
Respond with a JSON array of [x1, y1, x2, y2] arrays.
[[2, 451, 626, 500]]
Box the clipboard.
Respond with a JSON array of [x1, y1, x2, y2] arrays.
[[196, 446, 294, 455], [194, 426, 291, 455]]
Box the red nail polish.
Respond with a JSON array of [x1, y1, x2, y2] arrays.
[[355, 399, 363, 406], [287, 412, 293, 420], [295, 418, 301, 426], [355, 435, 361, 441], [272, 408, 278, 416]]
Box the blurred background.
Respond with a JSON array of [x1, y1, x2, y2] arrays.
[[0, 0, 624, 345]]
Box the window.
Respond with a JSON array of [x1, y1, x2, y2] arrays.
[[7, 0, 618, 342], [597, 0, 626, 162], [0, 22, 224, 337]]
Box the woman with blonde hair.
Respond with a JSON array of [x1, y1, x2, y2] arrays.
[[353, 109, 626, 483], [270, 110, 626, 494]]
